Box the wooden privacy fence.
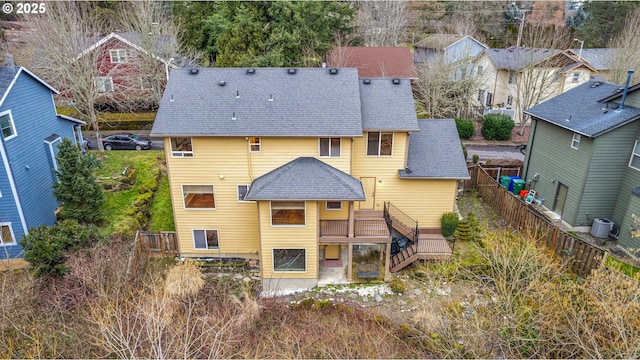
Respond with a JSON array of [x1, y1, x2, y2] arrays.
[[135, 231, 179, 257], [466, 166, 607, 276]]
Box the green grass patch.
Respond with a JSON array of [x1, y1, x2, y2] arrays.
[[149, 174, 175, 231], [93, 150, 167, 234], [605, 256, 640, 278]]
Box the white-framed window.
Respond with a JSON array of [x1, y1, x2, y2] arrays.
[[95, 77, 114, 93], [326, 201, 342, 210], [629, 140, 640, 171], [0, 223, 16, 246], [477, 65, 483, 76], [193, 229, 219, 250], [109, 49, 127, 63], [249, 136, 261, 152], [271, 201, 305, 226], [0, 111, 17, 140], [366, 132, 393, 156], [572, 72, 580, 83], [553, 71, 560, 82], [237, 185, 250, 202], [507, 95, 513, 106], [273, 248, 306, 272], [508, 70, 517, 84], [183, 185, 215, 209], [170, 137, 193, 157], [140, 75, 153, 90], [477, 89, 485, 102], [319, 138, 341, 157], [571, 133, 581, 150]]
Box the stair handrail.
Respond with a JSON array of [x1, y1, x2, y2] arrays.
[[384, 202, 419, 239]]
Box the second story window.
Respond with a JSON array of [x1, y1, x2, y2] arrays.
[[572, 72, 580, 83], [477, 89, 485, 102], [319, 138, 341, 157], [367, 132, 393, 156], [508, 71, 517, 84], [183, 185, 215, 209], [0, 111, 17, 140], [571, 133, 581, 149], [95, 77, 114, 93], [249, 137, 261, 152], [507, 95, 513, 106], [110, 49, 127, 63], [477, 65, 483, 76], [170, 137, 193, 157]]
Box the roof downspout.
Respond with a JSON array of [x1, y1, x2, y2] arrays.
[[619, 69, 634, 110]]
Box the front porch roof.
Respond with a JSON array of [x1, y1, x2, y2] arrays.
[[244, 157, 365, 201]]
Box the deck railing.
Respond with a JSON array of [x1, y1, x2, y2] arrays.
[[384, 201, 419, 240], [320, 219, 390, 238], [319, 220, 348, 237]]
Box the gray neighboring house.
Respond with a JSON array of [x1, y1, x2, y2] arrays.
[[523, 75, 640, 256], [413, 34, 487, 65]]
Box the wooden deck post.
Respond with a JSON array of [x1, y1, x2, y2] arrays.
[[347, 243, 353, 281], [384, 242, 391, 281], [348, 201, 355, 238]]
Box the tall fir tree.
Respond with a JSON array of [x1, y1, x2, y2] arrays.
[[53, 138, 105, 224]]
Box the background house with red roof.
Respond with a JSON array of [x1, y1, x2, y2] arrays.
[[326, 47, 417, 79]]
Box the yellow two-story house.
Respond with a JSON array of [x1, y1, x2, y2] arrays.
[[151, 67, 469, 292]]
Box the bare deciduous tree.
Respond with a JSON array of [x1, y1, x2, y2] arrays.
[[355, 1, 408, 47], [609, 9, 640, 85]]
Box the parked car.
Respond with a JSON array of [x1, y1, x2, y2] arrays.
[[83, 139, 91, 149], [101, 134, 152, 150]]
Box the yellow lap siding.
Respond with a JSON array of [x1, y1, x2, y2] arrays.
[[319, 201, 349, 220], [258, 201, 318, 280], [387, 179, 458, 227]]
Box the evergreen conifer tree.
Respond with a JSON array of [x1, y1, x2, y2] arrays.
[[52, 138, 104, 224]]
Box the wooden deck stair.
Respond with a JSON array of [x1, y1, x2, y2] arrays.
[[390, 233, 453, 273]]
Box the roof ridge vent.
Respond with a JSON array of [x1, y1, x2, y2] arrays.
[[232, 112, 236, 121], [591, 82, 601, 88], [392, 78, 401, 85], [287, 68, 297, 74], [329, 68, 338, 75]]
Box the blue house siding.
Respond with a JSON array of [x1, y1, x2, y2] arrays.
[[0, 140, 26, 259], [0, 68, 81, 259]]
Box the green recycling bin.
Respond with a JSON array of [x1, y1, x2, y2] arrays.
[[500, 175, 512, 188], [512, 179, 526, 195]]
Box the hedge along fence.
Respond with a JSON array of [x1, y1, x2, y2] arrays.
[[56, 108, 156, 131], [466, 165, 608, 276]]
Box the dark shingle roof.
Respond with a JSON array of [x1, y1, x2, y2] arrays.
[[326, 47, 417, 78], [151, 68, 364, 137], [399, 119, 470, 179], [244, 157, 365, 201], [486, 47, 561, 71], [525, 79, 640, 138], [359, 78, 419, 131]]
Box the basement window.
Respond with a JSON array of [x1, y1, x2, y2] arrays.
[[273, 249, 306, 272], [571, 133, 581, 150], [193, 229, 219, 249]]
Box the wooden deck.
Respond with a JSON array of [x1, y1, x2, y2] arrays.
[[390, 233, 453, 272], [319, 210, 391, 243]]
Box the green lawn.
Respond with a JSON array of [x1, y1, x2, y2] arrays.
[[605, 255, 640, 279], [93, 150, 173, 234]]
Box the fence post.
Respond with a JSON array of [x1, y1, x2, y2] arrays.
[[158, 232, 165, 256], [520, 204, 528, 231]]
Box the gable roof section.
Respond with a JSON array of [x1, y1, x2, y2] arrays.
[[414, 34, 487, 51], [525, 79, 640, 138], [0, 66, 59, 107], [244, 157, 365, 201], [486, 47, 561, 71], [359, 78, 419, 131], [566, 48, 617, 71], [151, 68, 363, 137], [399, 119, 470, 179], [78, 32, 177, 66], [326, 47, 417, 78]]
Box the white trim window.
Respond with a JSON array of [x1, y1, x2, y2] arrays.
[[0, 111, 17, 140], [629, 140, 640, 170], [366, 132, 393, 156], [237, 185, 250, 202], [319, 137, 341, 157], [572, 72, 580, 83], [273, 248, 306, 272], [0, 223, 16, 246], [507, 95, 513, 106], [326, 201, 342, 210], [477, 89, 485, 102], [170, 137, 193, 157], [183, 185, 215, 209], [193, 229, 219, 250], [249, 137, 261, 152], [571, 133, 581, 150], [109, 49, 127, 63], [95, 77, 114, 93], [271, 201, 305, 226]]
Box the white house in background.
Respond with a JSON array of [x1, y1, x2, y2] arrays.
[[413, 34, 488, 65]]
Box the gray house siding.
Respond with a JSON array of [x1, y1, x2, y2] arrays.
[[611, 90, 640, 109], [524, 119, 592, 224], [611, 136, 640, 228], [578, 123, 640, 226], [618, 191, 640, 252], [445, 39, 485, 64]]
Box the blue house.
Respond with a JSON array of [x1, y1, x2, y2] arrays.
[[0, 66, 85, 259]]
